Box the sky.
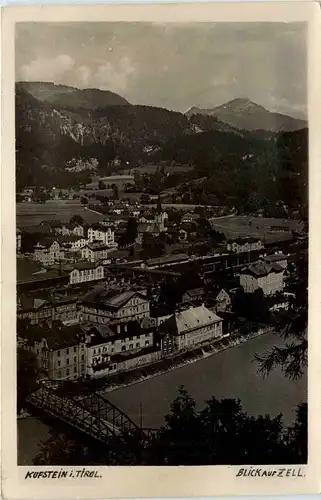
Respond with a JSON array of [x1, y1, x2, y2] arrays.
[[16, 22, 307, 118]]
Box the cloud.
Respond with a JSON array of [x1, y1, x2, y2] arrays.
[[76, 65, 91, 87], [19, 54, 75, 83], [266, 94, 307, 118], [94, 56, 136, 93]]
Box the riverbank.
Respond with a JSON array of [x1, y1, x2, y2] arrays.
[[18, 330, 306, 464], [96, 326, 272, 395]]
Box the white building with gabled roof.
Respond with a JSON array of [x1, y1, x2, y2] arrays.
[[158, 305, 223, 355]]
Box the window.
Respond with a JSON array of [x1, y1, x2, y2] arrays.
[[81, 354, 85, 361], [66, 358, 70, 365], [81, 364, 84, 372], [145, 340, 149, 346], [74, 347, 77, 353], [58, 360, 61, 367], [66, 369, 70, 376], [74, 366, 77, 373], [74, 356, 76, 363], [57, 370, 61, 378], [66, 348, 69, 355], [129, 344, 133, 349], [57, 350, 60, 357], [136, 343, 140, 348], [121, 346, 126, 351]]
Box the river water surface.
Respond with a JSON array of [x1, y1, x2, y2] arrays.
[[18, 331, 307, 465]]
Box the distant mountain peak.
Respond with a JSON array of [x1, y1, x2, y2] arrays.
[[185, 97, 306, 132]]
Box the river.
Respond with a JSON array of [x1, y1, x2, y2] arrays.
[[18, 331, 306, 464]]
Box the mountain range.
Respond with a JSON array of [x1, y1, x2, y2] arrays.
[[15, 81, 308, 216], [18, 81, 306, 132], [17, 81, 130, 109]]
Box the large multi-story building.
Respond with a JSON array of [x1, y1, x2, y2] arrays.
[[33, 239, 64, 265], [68, 262, 104, 284], [81, 288, 150, 325], [55, 223, 85, 238], [159, 305, 223, 355], [17, 295, 80, 325], [261, 252, 288, 270], [87, 225, 115, 246], [227, 237, 263, 254], [84, 321, 155, 377], [239, 260, 284, 296], [19, 324, 87, 381], [59, 235, 88, 252], [81, 243, 111, 263]]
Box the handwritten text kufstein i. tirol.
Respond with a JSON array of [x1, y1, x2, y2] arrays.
[[236, 467, 306, 478], [25, 469, 102, 479]]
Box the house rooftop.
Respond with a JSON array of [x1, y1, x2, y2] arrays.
[[146, 253, 189, 267], [242, 260, 283, 277], [82, 287, 147, 310], [20, 322, 84, 350], [183, 287, 204, 298], [86, 243, 111, 251], [227, 237, 262, 245], [262, 253, 288, 263], [159, 305, 222, 336]]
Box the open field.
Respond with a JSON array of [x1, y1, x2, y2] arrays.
[[128, 165, 194, 175], [17, 200, 106, 228], [210, 215, 304, 242], [80, 188, 144, 202]]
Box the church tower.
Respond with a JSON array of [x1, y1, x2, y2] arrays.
[[154, 196, 166, 232]]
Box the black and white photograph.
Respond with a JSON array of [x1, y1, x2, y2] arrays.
[[14, 17, 309, 469]]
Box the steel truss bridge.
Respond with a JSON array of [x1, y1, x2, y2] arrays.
[[26, 384, 155, 445]]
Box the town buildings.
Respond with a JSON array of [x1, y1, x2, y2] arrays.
[[213, 288, 232, 313], [21, 324, 87, 380], [261, 251, 288, 270], [137, 199, 168, 242], [81, 243, 111, 263], [17, 295, 79, 325], [182, 287, 205, 306], [83, 320, 156, 377], [54, 223, 85, 237], [87, 224, 115, 246], [68, 263, 104, 284], [34, 239, 64, 265], [59, 235, 88, 252], [17, 196, 303, 388], [81, 288, 150, 325], [227, 237, 263, 254], [16, 229, 22, 252], [239, 260, 285, 296]]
